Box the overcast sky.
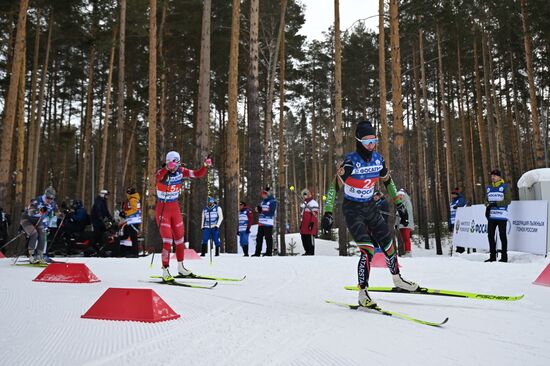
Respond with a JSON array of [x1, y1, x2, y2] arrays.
[[298, 0, 380, 41]]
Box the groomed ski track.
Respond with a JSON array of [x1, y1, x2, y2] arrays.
[[1, 241, 549, 366]]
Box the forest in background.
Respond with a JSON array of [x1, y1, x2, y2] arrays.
[[0, 0, 548, 255]]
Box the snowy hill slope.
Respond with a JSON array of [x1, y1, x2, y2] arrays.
[[0, 238, 549, 366]]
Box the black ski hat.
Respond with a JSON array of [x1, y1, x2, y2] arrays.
[[355, 120, 376, 161], [355, 120, 376, 139]]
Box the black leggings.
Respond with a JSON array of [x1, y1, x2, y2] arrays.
[[301, 234, 315, 255], [343, 199, 400, 288], [255, 226, 273, 256], [488, 220, 507, 259]]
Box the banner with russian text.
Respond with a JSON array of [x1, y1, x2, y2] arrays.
[[452, 201, 547, 255]]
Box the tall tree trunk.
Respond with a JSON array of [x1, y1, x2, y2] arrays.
[[190, 0, 212, 251], [481, 30, 496, 169], [436, 25, 453, 199], [1, 0, 28, 210], [507, 52, 524, 178], [225, 0, 240, 253], [456, 41, 473, 203], [146, 0, 158, 250], [433, 71, 443, 254], [378, 0, 389, 163], [14, 42, 26, 225], [334, 0, 347, 256], [263, 0, 287, 189], [311, 100, 319, 195], [473, 35, 488, 191], [247, 0, 261, 205], [463, 82, 478, 202], [81, 5, 97, 207], [98, 27, 117, 192], [412, 42, 429, 249], [115, 0, 127, 209], [30, 11, 53, 199], [419, 27, 435, 250], [490, 53, 511, 179], [389, 0, 404, 178], [520, 0, 545, 167], [24, 10, 41, 204], [158, 0, 167, 163], [277, 6, 286, 256]]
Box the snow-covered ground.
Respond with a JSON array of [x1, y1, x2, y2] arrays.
[[1, 234, 550, 366]]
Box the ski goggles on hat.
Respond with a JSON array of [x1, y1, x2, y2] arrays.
[[355, 137, 378, 146]]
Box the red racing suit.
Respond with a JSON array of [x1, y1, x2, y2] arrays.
[[156, 164, 207, 267]]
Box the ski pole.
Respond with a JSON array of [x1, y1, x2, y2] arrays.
[[0, 231, 26, 251]]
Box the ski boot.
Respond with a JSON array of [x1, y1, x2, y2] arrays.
[[358, 288, 377, 308], [177, 262, 194, 277], [37, 250, 47, 265], [162, 266, 174, 282], [392, 273, 419, 292], [28, 250, 38, 264]]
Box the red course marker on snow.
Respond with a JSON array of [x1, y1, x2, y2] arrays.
[[33, 263, 100, 283], [81, 288, 180, 323], [0, 251, 6, 259], [171, 248, 201, 260], [371, 252, 401, 268], [533, 263, 550, 287]]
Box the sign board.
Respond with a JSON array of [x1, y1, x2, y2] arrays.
[[452, 201, 547, 255]]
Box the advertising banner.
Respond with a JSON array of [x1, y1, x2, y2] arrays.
[[452, 201, 547, 255]]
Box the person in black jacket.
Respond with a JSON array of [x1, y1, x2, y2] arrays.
[[91, 189, 113, 252]]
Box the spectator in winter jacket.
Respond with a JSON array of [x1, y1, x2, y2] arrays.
[[299, 189, 319, 255], [449, 187, 467, 253], [252, 187, 277, 257], [201, 197, 223, 256], [91, 189, 113, 252], [238, 202, 253, 256], [62, 199, 89, 235], [119, 186, 142, 257], [485, 169, 511, 262], [396, 189, 414, 255]]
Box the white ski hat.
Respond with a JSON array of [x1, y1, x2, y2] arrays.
[[166, 151, 180, 163]]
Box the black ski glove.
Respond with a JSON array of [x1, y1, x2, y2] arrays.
[[308, 222, 314, 231], [396, 203, 409, 226]]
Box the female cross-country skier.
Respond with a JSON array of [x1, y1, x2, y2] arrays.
[[156, 151, 211, 281], [323, 120, 419, 307]]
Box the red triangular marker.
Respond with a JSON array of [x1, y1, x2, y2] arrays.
[[33, 263, 100, 283], [81, 288, 180, 322], [533, 263, 550, 287]]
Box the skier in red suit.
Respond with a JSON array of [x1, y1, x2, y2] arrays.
[[157, 151, 211, 281]]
